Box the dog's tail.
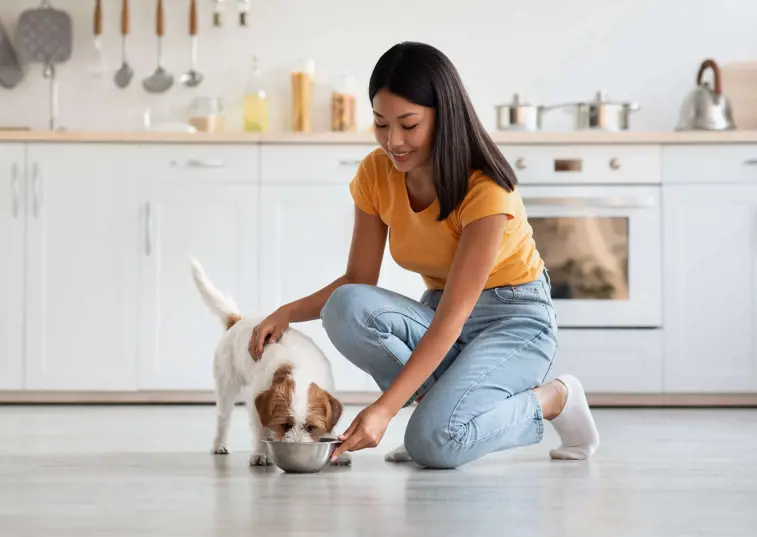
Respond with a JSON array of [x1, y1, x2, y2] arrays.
[[189, 256, 242, 330]]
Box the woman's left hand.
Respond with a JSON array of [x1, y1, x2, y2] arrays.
[[331, 402, 394, 461]]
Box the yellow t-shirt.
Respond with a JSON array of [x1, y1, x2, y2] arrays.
[[349, 148, 544, 290]]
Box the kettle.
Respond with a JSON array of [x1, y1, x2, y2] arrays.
[[676, 59, 736, 130]]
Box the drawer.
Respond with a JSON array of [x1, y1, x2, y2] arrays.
[[663, 144, 757, 184], [140, 144, 260, 183], [545, 329, 663, 393], [261, 144, 377, 185], [498, 145, 661, 185]]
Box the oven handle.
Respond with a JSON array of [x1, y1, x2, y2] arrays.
[[522, 196, 655, 208]]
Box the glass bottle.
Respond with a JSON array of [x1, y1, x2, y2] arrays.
[[243, 56, 269, 132]]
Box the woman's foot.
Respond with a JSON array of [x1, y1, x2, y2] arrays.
[[384, 444, 414, 463], [535, 375, 599, 460]]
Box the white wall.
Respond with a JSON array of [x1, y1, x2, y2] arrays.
[[0, 0, 755, 133]]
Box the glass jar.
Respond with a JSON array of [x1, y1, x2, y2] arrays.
[[291, 59, 315, 132], [331, 75, 356, 132], [188, 97, 224, 133]]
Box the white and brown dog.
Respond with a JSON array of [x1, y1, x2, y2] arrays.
[[190, 257, 350, 467]]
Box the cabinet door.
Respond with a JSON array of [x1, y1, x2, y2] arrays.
[[0, 145, 26, 390], [138, 182, 259, 390], [259, 185, 368, 391], [24, 144, 142, 390], [663, 185, 757, 392]]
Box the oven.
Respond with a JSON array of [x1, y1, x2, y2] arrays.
[[505, 145, 663, 329]]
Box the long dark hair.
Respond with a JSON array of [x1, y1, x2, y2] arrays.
[[368, 42, 518, 221]]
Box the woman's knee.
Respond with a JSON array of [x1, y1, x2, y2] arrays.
[[403, 407, 465, 470]]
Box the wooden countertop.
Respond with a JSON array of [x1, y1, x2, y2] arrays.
[[2, 129, 757, 144]]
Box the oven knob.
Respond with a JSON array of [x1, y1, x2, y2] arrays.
[[609, 157, 621, 170], [515, 157, 527, 170]]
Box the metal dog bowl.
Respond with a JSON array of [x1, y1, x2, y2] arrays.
[[263, 437, 341, 473]]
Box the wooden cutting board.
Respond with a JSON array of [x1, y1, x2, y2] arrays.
[[720, 61, 757, 130]]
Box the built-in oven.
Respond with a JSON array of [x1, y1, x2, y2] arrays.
[[521, 184, 662, 328]]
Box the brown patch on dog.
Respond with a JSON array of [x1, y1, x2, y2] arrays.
[[305, 383, 343, 436], [225, 313, 242, 330], [254, 365, 295, 439]]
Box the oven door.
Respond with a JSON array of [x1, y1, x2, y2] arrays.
[[520, 184, 662, 328]]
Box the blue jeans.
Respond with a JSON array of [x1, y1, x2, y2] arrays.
[[320, 271, 559, 469]]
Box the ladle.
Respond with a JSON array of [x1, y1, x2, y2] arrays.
[[180, 0, 203, 87], [142, 0, 173, 93], [114, 0, 133, 88]]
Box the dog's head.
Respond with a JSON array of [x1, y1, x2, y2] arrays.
[[254, 364, 343, 442]]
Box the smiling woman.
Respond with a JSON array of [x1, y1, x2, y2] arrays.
[[251, 41, 600, 470]]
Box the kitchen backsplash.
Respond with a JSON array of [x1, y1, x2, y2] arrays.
[[0, 0, 755, 132]]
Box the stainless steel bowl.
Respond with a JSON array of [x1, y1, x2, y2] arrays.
[[262, 438, 341, 473]]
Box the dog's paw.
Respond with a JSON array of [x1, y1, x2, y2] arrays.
[[384, 444, 413, 463], [211, 443, 229, 455], [330, 452, 352, 466], [249, 452, 272, 467]]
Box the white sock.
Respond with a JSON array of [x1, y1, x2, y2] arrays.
[[548, 375, 599, 460], [384, 444, 414, 463]]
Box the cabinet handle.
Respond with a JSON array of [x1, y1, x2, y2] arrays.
[[170, 158, 226, 168], [10, 162, 19, 218], [32, 163, 42, 218], [744, 159, 757, 165], [338, 159, 362, 167], [145, 202, 153, 256]]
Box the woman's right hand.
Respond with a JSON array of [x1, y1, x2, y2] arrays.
[[249, 308, 291, 361]]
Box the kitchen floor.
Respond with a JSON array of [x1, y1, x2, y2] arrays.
[[1, 404, 755, 537]]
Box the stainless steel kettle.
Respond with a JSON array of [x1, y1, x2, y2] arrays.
[[676, 59, 736, 131]]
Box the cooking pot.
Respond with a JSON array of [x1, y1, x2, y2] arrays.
[[676, 59, 736, 131], [495, 93, 552, 131], [560, 91, 640, 131]]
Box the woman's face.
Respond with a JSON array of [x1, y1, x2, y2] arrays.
[[372, 89, 435, 175]]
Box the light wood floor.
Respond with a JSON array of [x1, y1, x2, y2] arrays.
[[1, 405, 755, 536]]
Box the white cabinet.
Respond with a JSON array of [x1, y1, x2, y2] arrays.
[[662, 184, 757, 392], [259, 185, 369, 391], [0, 146, 25, 389], [137, 181, 259, 390], [546, 329, 663, 393], [23, 144, 142, 390]]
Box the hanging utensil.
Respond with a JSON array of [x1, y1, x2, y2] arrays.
[[88, 0, 106, 76], [676, 59, 736, 131], [15, 0, 72, 130], [0, 19, 24, 89], [114, 0, 133, 88], [213, 0, 226, 27], [238, 0, 251, 26], [180, 0, 203, 87], [142, 0, 173, 93]]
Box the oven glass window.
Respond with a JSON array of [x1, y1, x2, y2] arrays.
[[530, 217, 629, 300]]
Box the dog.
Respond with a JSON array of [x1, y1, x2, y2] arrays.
[[189, 257, 350, 467]]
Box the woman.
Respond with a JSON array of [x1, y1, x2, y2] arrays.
[[250, 42, 599, 469]]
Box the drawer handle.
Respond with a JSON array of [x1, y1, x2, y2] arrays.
[[338, 159, 362, 167], [522, 196, 655, 208], [10, 162, 19, 219], [170, 158, 226, 168], [554, 158, 582, 172], [744, 159, 757, 165]]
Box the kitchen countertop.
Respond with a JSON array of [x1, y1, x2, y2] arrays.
[[2, 129, 757, 144]]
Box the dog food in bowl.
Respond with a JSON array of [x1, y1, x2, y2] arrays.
[[262, 438, 341, 473]]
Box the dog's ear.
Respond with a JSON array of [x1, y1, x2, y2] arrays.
[[307, 383, 343, 433], [254, 389, 274, 429]]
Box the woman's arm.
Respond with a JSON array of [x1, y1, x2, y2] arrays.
[[280, 206, 388, 323], [250, 206, 386, 358], [376, 213, 508, 414]]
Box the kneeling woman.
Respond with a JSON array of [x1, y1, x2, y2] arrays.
[[249, 41, 599, 469]]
